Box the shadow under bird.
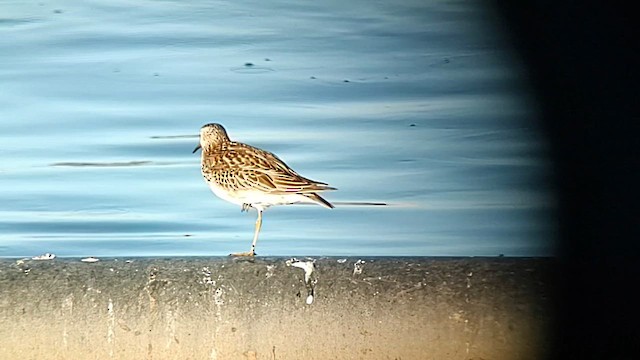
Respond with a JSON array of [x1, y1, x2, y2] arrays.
[[193, 123, 336, 256]]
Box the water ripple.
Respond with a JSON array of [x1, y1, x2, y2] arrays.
[[50, 161, 152, 168]]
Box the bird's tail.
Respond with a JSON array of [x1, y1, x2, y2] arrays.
[[305, 193, 334, 209]]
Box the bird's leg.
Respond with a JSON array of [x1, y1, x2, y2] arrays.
[[231, 209, 262, 257], [250, 209, 263, 254]]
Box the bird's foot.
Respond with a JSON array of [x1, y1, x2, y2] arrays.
[[229, 250, 256, 257]]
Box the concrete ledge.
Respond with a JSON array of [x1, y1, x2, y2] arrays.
[[0, 257, 553, 359]]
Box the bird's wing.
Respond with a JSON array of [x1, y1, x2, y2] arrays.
[[210, 143, 333, 194]]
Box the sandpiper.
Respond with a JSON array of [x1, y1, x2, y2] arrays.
[[193, 123, 336, 256]]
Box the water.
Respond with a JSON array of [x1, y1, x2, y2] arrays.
[[0, 0, 555, 257]]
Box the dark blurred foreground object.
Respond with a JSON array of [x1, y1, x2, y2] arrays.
[[494, 1, 638, 359]]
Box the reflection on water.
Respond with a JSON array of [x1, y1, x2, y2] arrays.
[[149, 135, 198, 139], [51, 161, 152, 167], [0, 0, 555, 257]]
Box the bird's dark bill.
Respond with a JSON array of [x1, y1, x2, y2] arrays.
[[192, 144, 202, 153]]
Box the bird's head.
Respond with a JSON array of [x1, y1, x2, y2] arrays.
[[193, 123, 230, 153]]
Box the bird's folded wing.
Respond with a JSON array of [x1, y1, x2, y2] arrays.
[[214, 144, 334, 194], [236, 165, 330, 194]]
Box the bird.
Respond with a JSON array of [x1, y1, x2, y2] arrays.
[[193, 123, 336, 257]]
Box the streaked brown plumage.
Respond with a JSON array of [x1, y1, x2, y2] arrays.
[[193, 123, 335, 256]]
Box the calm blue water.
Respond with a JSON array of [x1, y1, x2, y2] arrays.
[[0, 0, 555, 257]]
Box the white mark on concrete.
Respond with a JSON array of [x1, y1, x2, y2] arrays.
[[16, 259, 31, 274], [62, 327, 68, 347], [61, 294, 74, 348], [32, 253, 56, 260], [286, 258, 317, 305], [165, 309, 177, 349], [81, 257, 99, 263], [213, 287, 224, 321], [286, 258, 315, 283], [449, 310, 466, 323], [213, 287, 224, 306], [265, 264, 276, 279], [465, 271, 473, 303], [107, 298, 115, 357], [353, 260, 365, 275], [202, 267, 216, 285]]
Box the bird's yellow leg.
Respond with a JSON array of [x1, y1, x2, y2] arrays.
[[230, 209, 262, 257]]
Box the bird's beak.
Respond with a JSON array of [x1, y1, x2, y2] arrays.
[[192, 144, 202, 154]]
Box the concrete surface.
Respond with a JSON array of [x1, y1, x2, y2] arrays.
[[0, 257, 553, 359]]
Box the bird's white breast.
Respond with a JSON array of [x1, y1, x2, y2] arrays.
[[207, 183, 245, 207], [207, 182, 313, 211]]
